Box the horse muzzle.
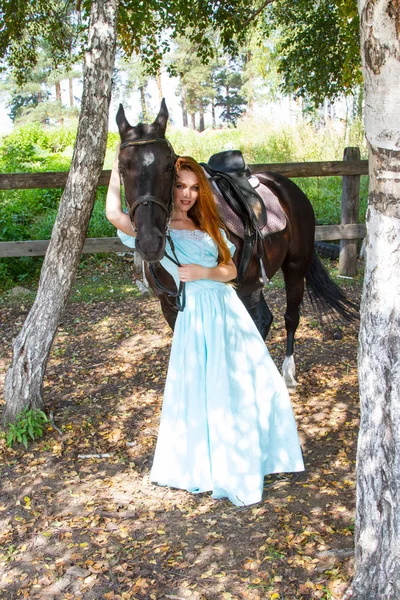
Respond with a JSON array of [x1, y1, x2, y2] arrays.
[[135, 233, 166, 263], [126, 194, 170, 262]]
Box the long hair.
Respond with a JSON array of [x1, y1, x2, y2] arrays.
[[174, 156, 231, 265]]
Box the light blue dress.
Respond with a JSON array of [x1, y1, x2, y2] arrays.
[[118, 228, 304, 506]]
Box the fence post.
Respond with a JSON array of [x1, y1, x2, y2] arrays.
[[339, 147, 361, 276]]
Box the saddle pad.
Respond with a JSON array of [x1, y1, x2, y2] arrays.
[[206, 173, 287, 239]]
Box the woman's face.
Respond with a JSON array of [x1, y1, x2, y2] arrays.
[[174, 169, 199, 213]]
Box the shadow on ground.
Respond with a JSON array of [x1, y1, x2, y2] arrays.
[[0, 272, 362, 600]]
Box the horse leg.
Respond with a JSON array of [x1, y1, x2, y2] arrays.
[[281, 265, 306, 390], [240, 288, 273, 340]]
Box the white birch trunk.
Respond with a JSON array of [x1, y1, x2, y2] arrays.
[[348, 1, 400, 596], [2, 0, 119, 424]]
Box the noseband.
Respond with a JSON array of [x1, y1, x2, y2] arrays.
[[119, 137, 176, 225], [119, 137, 186, 311]]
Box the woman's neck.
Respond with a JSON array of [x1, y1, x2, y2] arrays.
[[170, 210, 196, 230]]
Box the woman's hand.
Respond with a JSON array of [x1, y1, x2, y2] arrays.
[[178, 259, 237, 283], [178, 264, 207, 282]]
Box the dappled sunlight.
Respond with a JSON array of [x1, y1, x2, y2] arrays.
[[149, 283, 303, 507], [0, 276, 361, 599]]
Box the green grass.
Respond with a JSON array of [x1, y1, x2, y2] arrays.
[[70, 255, 140, 303], [0, 117, 368, 288], [296, 175, 369, 226], [0, 255, 140, 302]]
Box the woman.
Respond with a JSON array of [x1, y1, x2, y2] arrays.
[[106, 151, 304, 507]]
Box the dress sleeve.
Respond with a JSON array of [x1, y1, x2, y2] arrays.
[[220, 228, 236, 258], [117, 229, 136, 249]]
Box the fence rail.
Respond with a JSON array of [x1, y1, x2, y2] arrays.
[[0, 159, 369, 191], [0, 150, 368, 274], [0, 222, 367, 258]]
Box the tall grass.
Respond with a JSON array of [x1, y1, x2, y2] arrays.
[[0, 117, 368, 288], [165, 117, 368, 227]]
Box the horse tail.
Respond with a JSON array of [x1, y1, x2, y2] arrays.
[[305, 251, 359, 321]]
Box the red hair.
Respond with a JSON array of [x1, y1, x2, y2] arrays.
[[175, 156, 232, 265]]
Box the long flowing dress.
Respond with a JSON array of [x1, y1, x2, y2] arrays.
[[118, 228, 304, 506]]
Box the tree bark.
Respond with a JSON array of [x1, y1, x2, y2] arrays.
[[346, 0, 400, 597], [181, 85, 188, 127], [246, 50, 254, 116], [155, 69, 163, 102], [139, 84, 147, 121], [55, 80, 64, 125], [55, 80, 62, 102], [199, 104, 205, 132], [2, 0, 119, 425], [211, 100, 216, 129], [225, 85, 230, 122], [69, 78, 74, 107]]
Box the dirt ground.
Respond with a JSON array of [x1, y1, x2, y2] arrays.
[[0, 262, 362, 600]]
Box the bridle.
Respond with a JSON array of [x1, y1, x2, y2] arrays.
[[119, 137, 186, 311], [119, 137, 176, 225]]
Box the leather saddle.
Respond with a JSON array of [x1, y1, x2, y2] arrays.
[[201, 150, 268, 281]]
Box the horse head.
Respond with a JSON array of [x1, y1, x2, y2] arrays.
[[116, 99, 175, 262]]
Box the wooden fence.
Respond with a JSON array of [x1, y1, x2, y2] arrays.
[[0, 148, 368, 276]]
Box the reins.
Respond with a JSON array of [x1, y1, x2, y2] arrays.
[[120, 137, 186, 311], [148, 233, 186, 312]]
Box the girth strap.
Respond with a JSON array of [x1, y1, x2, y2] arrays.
[[201, 163, 266, 281]]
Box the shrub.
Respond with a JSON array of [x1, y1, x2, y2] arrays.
[[0, 117, 368, 289], [5, 408, 48, 449]]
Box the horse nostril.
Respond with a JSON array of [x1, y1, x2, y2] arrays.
[[135, 232, 165, 262]]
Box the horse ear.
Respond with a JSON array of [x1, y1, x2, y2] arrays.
[[116, 104, 132, 139], [153, 98, 169, 134]]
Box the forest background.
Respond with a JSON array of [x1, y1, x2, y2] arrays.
[[0, 0, 367, 290], [2, 1, 400, 598]]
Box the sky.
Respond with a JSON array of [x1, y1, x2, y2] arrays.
[[0, 69, 323, 138], [0, 72, 184, 137]]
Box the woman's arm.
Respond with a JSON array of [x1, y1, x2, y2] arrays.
[[105, 149, 136, 237], [178, 259, 237, 283]]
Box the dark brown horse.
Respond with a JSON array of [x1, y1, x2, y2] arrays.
[[116, 100, 356, 388]]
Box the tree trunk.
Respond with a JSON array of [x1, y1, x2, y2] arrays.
[[2, 0, 119, 425], [211, 100, 216, 129], [155, 69, 163, 102], [181, 85, 188, 127], [246, 50, 254, 116], [225, 85, 230, 122], [346, 1, 400, 597], [356, 85, 364, 120], [69, 78, 74, 107], [199, 104, 205, 132], [139, 84, 147, 121], [55, 80, 63, 125], [55, 80, 62, 102], [190, 112, 196, 129]]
